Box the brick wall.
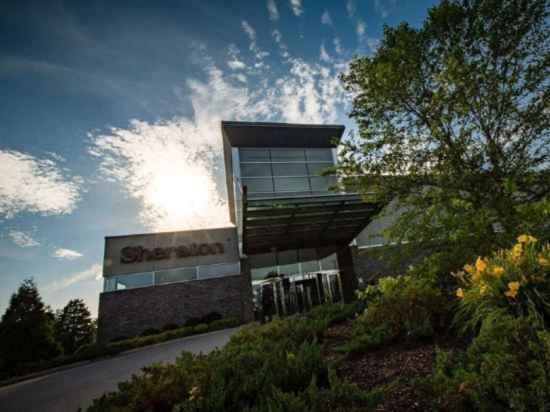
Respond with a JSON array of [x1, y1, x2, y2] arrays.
[[98, 273, 253, 343]]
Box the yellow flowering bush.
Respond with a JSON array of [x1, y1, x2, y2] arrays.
[[454, 235, 550, 330]]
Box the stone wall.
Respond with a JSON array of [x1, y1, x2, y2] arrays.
[[98, 274, 253, 343]]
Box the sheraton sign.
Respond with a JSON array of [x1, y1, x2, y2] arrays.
[[120, 243, 225, 264]]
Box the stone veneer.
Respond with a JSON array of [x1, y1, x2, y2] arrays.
[[98, 272, 253, 343]]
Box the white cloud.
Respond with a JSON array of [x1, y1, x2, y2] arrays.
[[289, 0, 303, 16], [374, 0, 397, 18], [8, 230, 40, 247], [228, 60, 246, 70], [320, 43, 331, 62], [241, 20, 256, 42], [321, 10, 333, 26], [356, 19, 366, 37], [52, 248, 83, 260], [241, 21, 270, 64], [267, 0, 279, 20], [227, 44, 247, 70], [90, 49, 349, 232], [44, 263, 102, 292], [346, 0, 356, 17], [0, 150, 82, 219], [333, 37, 343, 54], [272, 29, 290, 59]]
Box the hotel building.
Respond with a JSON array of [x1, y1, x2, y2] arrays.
[[97, 121, 388, 342]]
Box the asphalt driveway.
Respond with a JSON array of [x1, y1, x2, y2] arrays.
[[0, 327, 240, 412]]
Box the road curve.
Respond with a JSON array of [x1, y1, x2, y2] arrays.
[[0, 327, 240, 412]]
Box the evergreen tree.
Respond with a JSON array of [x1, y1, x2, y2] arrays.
[[0, 279, 60, 372], [54, 299, 95, 354]]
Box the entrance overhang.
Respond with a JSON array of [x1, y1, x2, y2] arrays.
[[242, 192, 383, 255]]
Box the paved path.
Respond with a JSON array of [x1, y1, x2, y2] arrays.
[[0, 327, 240, 412]]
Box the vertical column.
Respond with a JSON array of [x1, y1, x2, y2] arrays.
[[239, 257, 254, 323], [336, 245, 359, 303]]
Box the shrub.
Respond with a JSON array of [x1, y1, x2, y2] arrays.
[[140, 328, 160, 337], [87, 314, 373, 412], [193, 324, 209, 334], [427, 311, 550, 411], [454, 235, 550, 333], [161, 323, 179, 332], [200, 312, 222, 324], [349, 275, 448, 351], [184, 317, 202, 327]]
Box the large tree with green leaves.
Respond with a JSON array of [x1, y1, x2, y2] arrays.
[[339, 0, 549, 271], [54, 299, 95, 355], [0, 279, 60, 372]]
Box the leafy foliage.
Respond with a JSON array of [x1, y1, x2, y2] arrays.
[[428, 311, 550, 411], [87, 305, 371, 412], [349, 275, 448, 351], [454, 235, 550, 332], [54, 298, 95, 355], [0, 279, 60, 374], [338, 0, 549, 266]]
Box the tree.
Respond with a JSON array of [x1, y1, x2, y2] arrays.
[[338, 0, 549, 273], [54, 299, 95, 355], [0, 279, 60, 372]]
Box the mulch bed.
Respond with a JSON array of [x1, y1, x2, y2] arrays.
[[323, 321, 441, 411]]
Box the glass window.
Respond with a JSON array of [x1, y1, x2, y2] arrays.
[[104, 277, 117, 292], [270, 148, 306, 162], [240, 148, 270, 162], [307, 162, 333, 176], [320, 254, 338, 271], [274, 177, 310, 193], [114, 272, 153, 290], [301, 260, 321, 273], [199, 262, 240, 279], [272, 163, 307, 177], [241, 163, 272, 177], [155, 267, 197, 285], [306, 148, 333, 162], [242, 178, 274, 193], [310, 176, 336, 191]]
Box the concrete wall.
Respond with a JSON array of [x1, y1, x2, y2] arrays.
[[98, 273, 253, 343]]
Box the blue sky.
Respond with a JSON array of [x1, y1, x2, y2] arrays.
[[0, 0, 437, 316]]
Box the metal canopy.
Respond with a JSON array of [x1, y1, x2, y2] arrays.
[[222, 121, 345, 148], [242, 193, 383, 255]]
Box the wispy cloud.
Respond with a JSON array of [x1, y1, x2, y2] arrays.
[[8, 230, 40, 247], [0, 150, 82, 219], [320, 43, 331, 62], [374, 0, 397, 18], [321, 10, 333, 26], [241, 20, 270, 67], [267, 0, 279, 20], [227, 44, 246, 70], [356, 19, 366, 37], [52, 248, 83, 260], [44, 263, 102, 292], [289, 0, 303, 16], [272, 29, 290, 59], [346, 0, 356, 17], [89, 34, 349, 232], [333, 37, 343, 54]]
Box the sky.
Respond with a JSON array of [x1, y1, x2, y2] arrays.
[[0, 0, 438, 317]]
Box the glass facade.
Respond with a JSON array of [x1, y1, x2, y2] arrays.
[[249, 249, 338, 283], [103, 261, 241, 292], [239, 148, 337, 198]]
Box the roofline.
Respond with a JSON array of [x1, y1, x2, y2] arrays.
[[221, 120, 345, 131], [104, 225, 236, 240]]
